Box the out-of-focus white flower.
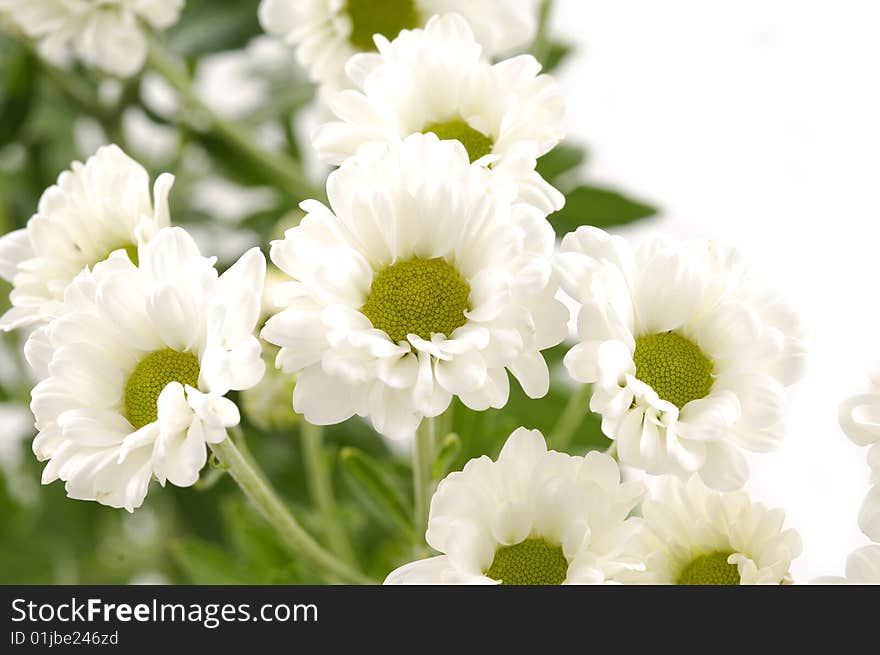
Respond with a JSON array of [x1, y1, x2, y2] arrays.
[[27, 227, 266, 511], [313, 14, 565, 213], [385, 427, 645, 584], [121, 107, 181, 165], [624, 475, 801, 585], [0, 0, 184, 77], [258, 0, 537, 88], [839, 374, 880, 541], [558, 227, 807, 490], [262, 133, 566, 440], [813, 545, 880, 584], [189, 177, 278, 224], [194, 36, 299, 121], [0, 145, 173, 331]]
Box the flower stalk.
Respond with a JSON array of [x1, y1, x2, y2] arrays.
[[210, 436, 375, 585], [300, 422, 356, 565], [144, 39, 319, 201], [531, 0, 557, 65], [412, 417, 437, 553], [548, 383, 592, 451]]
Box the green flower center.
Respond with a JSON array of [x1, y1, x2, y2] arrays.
[[345, 0, 421, 52], [124, 348, 200, 430], [361, 257, 470, 343], [113, 243, 139, 266], [486, 538, 569, 585], [92, 243, 138, 267], [633, 331, 714, 410], [677, 551, 740, 585], [423, 119, 494, 163]]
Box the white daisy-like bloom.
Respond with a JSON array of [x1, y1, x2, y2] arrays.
[[258, 0, 537, 88], [26, 226, 266, 511], [385, 427, 646, 584], [813, 545, 880, 584], [0, 0, 184, 77], [557, 227, 807, 490], [0, 144, 173, 331], [838, 375, 880, 541], [623, 476, 801, 585], [313, 13, 566, 214], [261, 133, 567, 440]]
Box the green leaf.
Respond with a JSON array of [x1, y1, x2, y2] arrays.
[[433, 432, 462, 479], [339, 447, 412, 539], [550, 184, 658, 233], [221, 498, 297, 582], [163, 0, 263, 58], [542, 41, 574, 74], [0, 48, 37, 146], [536, 145, 587, 186], [171, 538, 251, 584]]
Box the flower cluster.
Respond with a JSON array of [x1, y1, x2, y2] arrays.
[[387, 430, 803, 585], [1, 146, 266, 510], [2, 1, 876, 586]]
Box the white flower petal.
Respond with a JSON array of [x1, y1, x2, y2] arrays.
[[509, 350, 550, 398], [384, 555, 488, 585], [185, 387, 239, 429], [839, 393, 880, 447], [292, 366, 356, 426], [698, 441, 749, 492]]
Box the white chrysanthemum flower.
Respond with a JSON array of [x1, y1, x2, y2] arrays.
[[385, 427, 645, 584], [558, 227, 807, 490], [839, 376, 880, 541], [623, 476, 801, 585], [0, 144, 173, 331], [813, 545, 880, 584], [258, 0, 537, 87], [0, 0, 184, 77], [313, 13, 565, 213], [261, 133, 566, 439], [26, 227, 266, 511]]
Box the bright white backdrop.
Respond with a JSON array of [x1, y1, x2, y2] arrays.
[[552, 0, 880, 580]]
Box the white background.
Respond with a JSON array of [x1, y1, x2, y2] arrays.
[[553, 0, 880, 579]]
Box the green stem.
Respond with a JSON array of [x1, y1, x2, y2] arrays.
[[531, 0, 557, 65], [29, 50, 123, 142], [36, 62, 110, 121], [209, 437, 374, 584], [144, 39, 318, 200], [412, 417, 436, 554], [300, 422, 356, 564], [548, 384, 592, 452]]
